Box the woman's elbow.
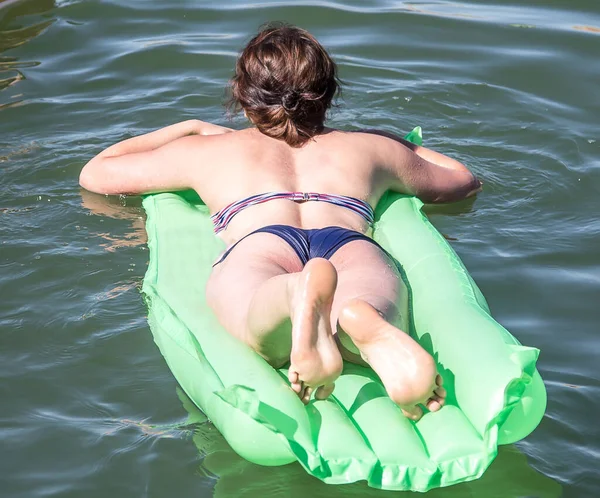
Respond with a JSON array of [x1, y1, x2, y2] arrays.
[[464, 176, 483, 199], [79, 160, 111, 195], [430, 174, 482, 203], [79, 164, 97, 192]]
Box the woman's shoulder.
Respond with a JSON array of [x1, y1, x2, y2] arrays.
[[317, 128, 414, 168], [321, 127, 413, 150]]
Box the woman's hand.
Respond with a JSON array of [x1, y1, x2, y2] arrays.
[[92, 120, 231, 160], [89, 120, 197, 161], [192, 120, 234, 136]]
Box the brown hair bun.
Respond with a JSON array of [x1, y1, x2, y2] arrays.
[[228, 23, 340, 147]]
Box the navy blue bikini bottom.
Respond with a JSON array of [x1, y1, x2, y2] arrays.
[[213, 225, 384, 266]]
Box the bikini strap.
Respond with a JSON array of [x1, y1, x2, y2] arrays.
[[211, 192, 374, 233]]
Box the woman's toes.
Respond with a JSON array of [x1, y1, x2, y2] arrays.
[[401, 404, 423, 421], [290, 377, 303, 394], [288, 370, 299, 384], [315, 383, 335, 400], [301, 387, 313, 405], [434, 385, 446, 398], [426, 398, 443, 412]]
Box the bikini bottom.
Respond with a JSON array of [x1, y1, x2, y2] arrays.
[[213, 224, 384, 267]]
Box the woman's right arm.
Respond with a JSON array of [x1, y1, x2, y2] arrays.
[[403, 143, 482, 203], [364, 130, 482, 203]]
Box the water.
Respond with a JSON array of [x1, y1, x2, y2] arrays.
[[1, 0, 598, 496]]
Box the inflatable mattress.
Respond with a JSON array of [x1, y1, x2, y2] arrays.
[[141, 128, 546, 491]]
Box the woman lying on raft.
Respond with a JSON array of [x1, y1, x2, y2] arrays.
[[80, 23, 481, 421]]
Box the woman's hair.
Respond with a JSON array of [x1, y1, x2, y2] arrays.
[[228, 23, 340, 147]]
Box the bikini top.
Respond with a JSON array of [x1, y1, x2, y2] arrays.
[[211, 191, 375, 234]]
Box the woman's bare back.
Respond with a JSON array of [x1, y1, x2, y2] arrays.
[[189, 128, 389, 242], [80, 122, 480, 244], [114, 126, 475, 244]]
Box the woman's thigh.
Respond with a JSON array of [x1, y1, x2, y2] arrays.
[[206, 232, 303, 335], [329, 240, 409, 331]]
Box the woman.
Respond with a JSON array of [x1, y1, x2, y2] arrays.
[[80, 23, 481, 421]]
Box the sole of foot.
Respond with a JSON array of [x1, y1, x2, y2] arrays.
[[338, 298, 446, 421], [287, 258, 343, 404]]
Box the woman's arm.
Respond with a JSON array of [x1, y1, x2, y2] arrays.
[[403, 150, 483, 203], [91, 120, 232, 159], [80, 120, 232, 195], [363, 130, 482, 203]]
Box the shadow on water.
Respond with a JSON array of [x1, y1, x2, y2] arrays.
[[172, 387, 562, 498], [0, 0, 55, 108]]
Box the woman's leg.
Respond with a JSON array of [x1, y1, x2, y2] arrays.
[[328, 241, 447, 421], [206, 232, 342, 403]]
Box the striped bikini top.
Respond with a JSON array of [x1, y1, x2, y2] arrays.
[[211, 191, 375, 234]]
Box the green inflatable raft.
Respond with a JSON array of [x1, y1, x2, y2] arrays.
[[141, 128, 546, 492]]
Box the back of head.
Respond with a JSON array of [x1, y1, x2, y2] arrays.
[[228, 23, 340, 147]]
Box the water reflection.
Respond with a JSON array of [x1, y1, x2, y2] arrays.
[[173, 388, 562, 498], [79, 189, 147, 251], [402, 2, 482, 21], [0, 0, 55, 108], [572, 25, 600, 34]]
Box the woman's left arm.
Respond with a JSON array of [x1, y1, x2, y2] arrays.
[[80, 120, 232, 195], [90, 120, 232, 159]]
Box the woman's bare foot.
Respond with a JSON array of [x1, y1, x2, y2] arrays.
[[287, 258, 343, 404], [338, 299, 446, 421]]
